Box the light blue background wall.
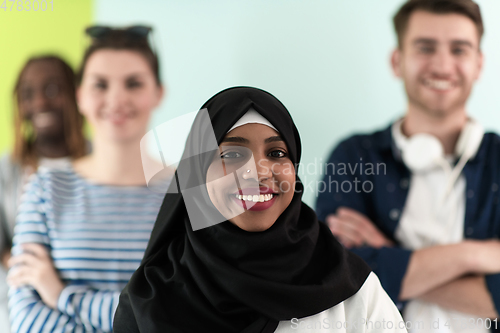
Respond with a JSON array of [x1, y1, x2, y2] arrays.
[[95, 0, 500, 207]]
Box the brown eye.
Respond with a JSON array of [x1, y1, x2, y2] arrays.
[[94, 80, 107, 90], [221, 151, 243, 159], [20, 88, 33, 102], [419, 46, 434, 54], [268, 150, 286, 158], [126, 80, 143, 89]]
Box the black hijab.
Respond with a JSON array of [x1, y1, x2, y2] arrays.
[[113, 87, 371, 333]]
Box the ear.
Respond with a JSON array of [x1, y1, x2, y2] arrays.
[[391, 49, 403, 78]]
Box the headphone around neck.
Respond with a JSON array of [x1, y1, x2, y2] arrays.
[[400, 119, 484, 201]]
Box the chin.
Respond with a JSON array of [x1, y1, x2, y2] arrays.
[[231, 217, 275, 232]]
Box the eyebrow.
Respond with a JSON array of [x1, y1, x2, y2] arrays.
[[89, 72, 148, 80], [222, 136, 249, 144], [264, 136, 284, 143], [221, 135, 284, 144], [20, 77, 63, 87], [413, 38, 474, 48]]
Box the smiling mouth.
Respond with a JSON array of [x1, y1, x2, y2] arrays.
[[234, 193, 275, 203], [231, 188, 278, 211], [423, 79, 455, 91], [32, 112, 57, 128]]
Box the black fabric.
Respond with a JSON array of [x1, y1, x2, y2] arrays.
[[113, 87, 371, 333]]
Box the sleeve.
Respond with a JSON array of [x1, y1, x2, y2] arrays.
[[315, 139, 369, 223], [485, 274, 500, 314], [8, 173, 119, 333], [345, 272, 408, 333], [56, 285, 120, 331], [349, 247, 411, 306], [315, 138, 412, 304]]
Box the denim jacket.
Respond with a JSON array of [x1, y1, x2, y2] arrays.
[[315, 124, 500, 319]]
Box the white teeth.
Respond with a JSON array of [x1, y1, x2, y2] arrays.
[[235, 193, 275, 202], [33, 112, 57, 128], [425, 79, 453, 90]]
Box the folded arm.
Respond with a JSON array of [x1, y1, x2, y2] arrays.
[[419, 275, 498, 319]]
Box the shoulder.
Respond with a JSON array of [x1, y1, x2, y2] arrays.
[[26, 167, 82, 197], [480, 132, 500, 155], [343, 272, 386, 307], [328, 125, 393, 159], [0, 153, 22, 178], [275, 273, 406, 332], [471, 132, 500, 174]]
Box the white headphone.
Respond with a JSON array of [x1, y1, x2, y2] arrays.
[[400, 119, 484, 201]]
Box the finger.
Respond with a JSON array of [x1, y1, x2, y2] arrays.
[[21, 243, 49, 259], [326, 214, 339, 229], [337, 207, 373, 228], [336, 235, 356, 249], [329, 217, 365, 247], [337, 207, 390, 246], [8, 253, 40, 268], [7, 266, 33, 287]]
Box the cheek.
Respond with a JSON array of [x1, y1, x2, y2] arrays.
[[133, 90, 159, 113], [274, 165, 296, 196], [78, 91, 103, 119], [402, 56, 425, 79], [458, 61, 479, 82], [18, 103, 30, 118], [51, 95, 68, 110], [206, 162, 231, 201]]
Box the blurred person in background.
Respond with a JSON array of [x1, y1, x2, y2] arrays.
[[7, 25, 172, 332], [0, 55, 87, 332], [316, 0, 500, 332]]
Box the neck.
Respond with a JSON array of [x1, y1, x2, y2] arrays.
[[34, 135, 70, 158], [403, 104, 468, 155], [75, 134, 147, 186]]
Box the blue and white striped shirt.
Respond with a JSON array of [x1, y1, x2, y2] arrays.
[[8, 167, 167, 332]]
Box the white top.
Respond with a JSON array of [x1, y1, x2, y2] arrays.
[[391, 120, 487, 333], [275, 272, 407, 333]]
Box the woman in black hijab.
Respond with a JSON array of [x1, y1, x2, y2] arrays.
[[114, 87, 406, 333]]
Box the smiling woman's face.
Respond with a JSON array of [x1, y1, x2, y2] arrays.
[[18, 59, 68, 139], [206, 123, 296, 232]]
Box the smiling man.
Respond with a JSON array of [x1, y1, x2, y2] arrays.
[[316, 0, 500, 332]]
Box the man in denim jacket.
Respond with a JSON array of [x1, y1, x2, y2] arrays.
[[316, 0, 500, 331]]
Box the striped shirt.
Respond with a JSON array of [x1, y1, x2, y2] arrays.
[[8, 167, 167, 333]]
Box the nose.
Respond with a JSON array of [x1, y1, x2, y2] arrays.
[[430, 47, 454, 76], [241, 156, 273, 183], [31, 89, 51, 112], [106, 85, 128, 112]]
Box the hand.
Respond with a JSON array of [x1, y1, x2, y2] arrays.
[[7, 243, 65, 309], [326, 207, 394, 249], [464, 239, 500, 274]]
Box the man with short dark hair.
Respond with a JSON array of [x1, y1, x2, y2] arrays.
[[316, 0, 500, 331]]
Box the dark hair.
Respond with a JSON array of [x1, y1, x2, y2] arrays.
[[393, 0, 483, 49], [77, 27, 161, 85], [13, 55, 87, 168]]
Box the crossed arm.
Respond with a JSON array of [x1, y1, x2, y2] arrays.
[[327, 207, 500, 319]]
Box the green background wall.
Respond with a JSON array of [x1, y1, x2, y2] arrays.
[[0, 0, 93, 155]]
